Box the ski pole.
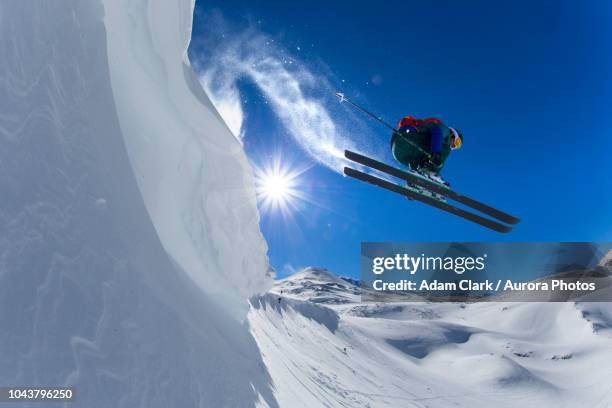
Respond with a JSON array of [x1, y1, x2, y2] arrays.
[[335, 92, 396, 132], [335, 92, 432, 160]]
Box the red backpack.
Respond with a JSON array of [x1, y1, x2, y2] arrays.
[[397, 116, 442, 128]]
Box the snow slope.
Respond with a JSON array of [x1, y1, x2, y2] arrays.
[[0, 1, 273, 407], [274, 267, 360, 304], [3, 0, 610, 406], [250, 268, 612, 407], [102, 0, 271, 316]]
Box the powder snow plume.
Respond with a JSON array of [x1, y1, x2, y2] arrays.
[[190, 17, 383, 173]]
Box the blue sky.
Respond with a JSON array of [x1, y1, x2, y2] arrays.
[[189, 0, 612, 279]]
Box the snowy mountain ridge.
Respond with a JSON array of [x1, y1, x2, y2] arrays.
[[599, 249, 612, 269], [273, 267, 360, 304], [248, 267, 612, 407]]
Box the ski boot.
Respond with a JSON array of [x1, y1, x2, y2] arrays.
[[415, 154, 451, 188], [416, 168, 450, 188], [404, 160, 449, 202], [402, 167, 448, 203]]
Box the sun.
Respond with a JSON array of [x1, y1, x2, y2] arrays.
[[253, 156, 309, 217], [260, 173, 293, 202]]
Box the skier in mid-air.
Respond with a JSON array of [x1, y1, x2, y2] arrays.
[[337, 92, 519, 232], [391, 116, 463, 174]]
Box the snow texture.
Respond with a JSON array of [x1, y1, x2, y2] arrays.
[[0, 0, 273, 407], [102, 0, 272, 315], [2, 0, 612, 407], [249, 267, 612, 407]]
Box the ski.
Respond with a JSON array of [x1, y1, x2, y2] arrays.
[[344, 150, 520, 225], [344, 167, 512, 233]]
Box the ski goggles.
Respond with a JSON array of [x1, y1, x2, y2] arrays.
[[450, 128, 462, 150]]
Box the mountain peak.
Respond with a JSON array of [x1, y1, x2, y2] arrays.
[[275, 267, 360, 304], [289, 267, 344, 283], [599, 250, 612, 270]]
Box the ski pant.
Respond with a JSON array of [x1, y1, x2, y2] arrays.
[[398, 124, 443, 154], [429, 125, 443, 154]]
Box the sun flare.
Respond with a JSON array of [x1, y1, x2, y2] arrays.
[[254, 156, 310, 217], [260, 173, 293, 202]]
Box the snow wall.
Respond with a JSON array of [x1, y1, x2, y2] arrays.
[[0, 0, 275, 406]]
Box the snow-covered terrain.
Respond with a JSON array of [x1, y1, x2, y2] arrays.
[[250, 267, 612, 407], [2, 0, 611, 407], [102, 0, 271, 316], [0, 0, 273, 407]]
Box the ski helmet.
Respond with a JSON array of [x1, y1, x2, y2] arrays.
[[450, 128, 463, 150]]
